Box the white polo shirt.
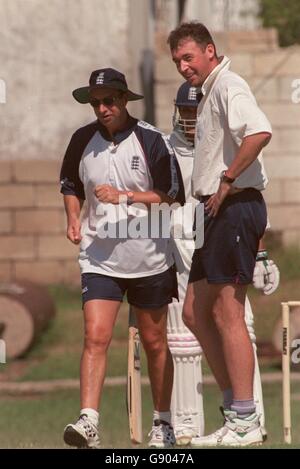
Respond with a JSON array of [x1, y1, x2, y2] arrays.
[[60, 116, 184, 278], [192, 56, 272, 197]]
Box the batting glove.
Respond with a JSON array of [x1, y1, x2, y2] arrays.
[[252, 250, 280, 295]]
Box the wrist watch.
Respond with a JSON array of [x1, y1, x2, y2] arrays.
[[127, 191, 134, 205], [220, 170, 235, 184]]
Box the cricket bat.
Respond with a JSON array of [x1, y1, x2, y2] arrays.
[[127, 307, 143, 444]]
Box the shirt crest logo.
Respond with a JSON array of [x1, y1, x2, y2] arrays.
[[96, 72, 105, 85], [188, 87, 197, 101], [131, 156, 140, 170]]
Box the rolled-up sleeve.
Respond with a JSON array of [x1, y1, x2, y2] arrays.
[[149, 134, 185, 205], [60, 131, 85, 200], [228, 86, 272, 146]]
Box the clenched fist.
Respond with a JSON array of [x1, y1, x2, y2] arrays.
[[94, 184, 122, 204]]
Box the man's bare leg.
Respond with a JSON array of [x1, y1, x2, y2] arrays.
[[64, 299, 121, 448], [134, 304, 176, 448], [134, 305, 173, 411], [184, 280, 261, 446], [81, 299, 121, 409], [183, 280, 254, 399], [211, 283, 254, 399], [183, 279, 231, 392]]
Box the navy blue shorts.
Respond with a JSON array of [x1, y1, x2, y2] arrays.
[[81, 265, 178, 309], [189, 189, 267, 285]]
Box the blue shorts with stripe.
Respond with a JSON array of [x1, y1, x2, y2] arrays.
[[189, 188, 267, 285], [81, 265, 178, 309]]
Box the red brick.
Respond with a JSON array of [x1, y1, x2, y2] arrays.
[[38, 235, 79, 260], [14, 260, 64, 284], [0, 185, 34, 208], [13, 160, 60, 183], [0, 162, 12, 183], [0, 262, 12, 282], [0, 211, 13, 234], [0, 236, 35, 260], [15, 209, 65, 234], [36, 184, 63, 208]]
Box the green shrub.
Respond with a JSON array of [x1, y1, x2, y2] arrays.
[[260, 0, 300, 46]]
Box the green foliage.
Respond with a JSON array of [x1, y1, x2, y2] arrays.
[[269, 245, 300, 282], [1, 248, 300, 447], [247, 244, 300, 342], [7, 246, 300, 379], [260, 0, 300, 46], [0, 383, 300, 448]]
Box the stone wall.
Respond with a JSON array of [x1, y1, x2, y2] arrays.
[[155, 29, 300, 247], [0, 161, 80, 285]]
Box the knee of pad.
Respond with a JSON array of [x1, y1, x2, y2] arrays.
[[168, 333, 202, 358]]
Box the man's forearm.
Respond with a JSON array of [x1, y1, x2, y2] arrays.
[[63, 194, 83, 220], [226, 132, 271, 180], [258, 237, 265, 252], [123, 190, 178, 206], [94, 184, 180, 207]]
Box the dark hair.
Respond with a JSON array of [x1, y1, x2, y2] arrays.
[[167, 22, 216, 54]]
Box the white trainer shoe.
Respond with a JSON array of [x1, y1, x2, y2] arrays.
[[191, 410, 263, 448], [148, 419, 176, 448], [63, 414, 101, 449]]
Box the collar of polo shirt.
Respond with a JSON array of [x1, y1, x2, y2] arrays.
[[201, 56, 231, 96]]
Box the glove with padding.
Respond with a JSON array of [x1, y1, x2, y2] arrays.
[[252, 250, 280, 295]]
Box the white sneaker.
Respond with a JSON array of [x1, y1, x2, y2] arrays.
[[63, 414, 101, 449], [191, 410, 263, 447], [148, 419, 176, 448]]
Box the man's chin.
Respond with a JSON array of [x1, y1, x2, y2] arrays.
[[100, 116, 113, 126], [186, 75, 201, 87]]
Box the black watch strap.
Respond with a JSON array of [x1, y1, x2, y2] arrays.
[[220, 170, 235, 184]]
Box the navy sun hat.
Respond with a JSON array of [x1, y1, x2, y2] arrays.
[[175, 82, 201, 107], [72, 68, 144, 103]]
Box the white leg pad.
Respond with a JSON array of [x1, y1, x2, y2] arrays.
[[168, 300, 205, 441], [168, 235, 204, 442], [245, 296, 266, 431]]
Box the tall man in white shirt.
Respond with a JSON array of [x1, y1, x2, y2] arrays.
[[168, 23, 272, 446], [60, 68, 185, 449], [168, 82, 280, 445]]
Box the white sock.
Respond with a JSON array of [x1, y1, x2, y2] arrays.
[[80, 408, 99, 427], [153, 410, 171, 425]]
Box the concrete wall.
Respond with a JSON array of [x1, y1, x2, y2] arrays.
[[183, 0, 261, 31], [156, 29, 300, 247], [156, 0, 260, 33], [0, 0, 144, 161]]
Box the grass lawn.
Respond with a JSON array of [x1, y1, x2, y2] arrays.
[[0, 246, 299, 448], [0, 381, 299, 448]]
